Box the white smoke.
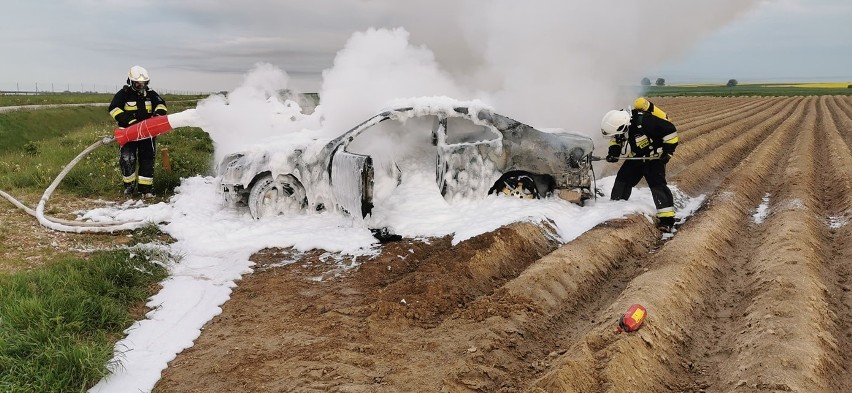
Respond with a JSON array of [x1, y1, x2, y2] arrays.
[[317, 27, 467, 133], [195, 1, 761, 162], [195, 63, 321, 164], [385, 1, 762, 134]]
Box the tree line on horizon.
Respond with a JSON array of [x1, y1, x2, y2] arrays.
[[641, 77, 739, 87]]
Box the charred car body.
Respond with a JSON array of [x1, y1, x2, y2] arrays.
[[217, 102, 595, 219]]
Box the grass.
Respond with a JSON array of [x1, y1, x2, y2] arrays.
[[0, 93, 208, 107], [644, 83, 852, 97], [0, 102, 213, 198], [0, 248, 169, 393], [0, 107, 112, 154], [0, 96, 212, 392]]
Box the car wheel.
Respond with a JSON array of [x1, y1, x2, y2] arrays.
[[248, 174, 306, 219], [491, 172, 539, 199]]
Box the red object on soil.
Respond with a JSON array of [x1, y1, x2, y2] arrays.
[[618, 304, 647, 333], [114, 116, 173, 146]]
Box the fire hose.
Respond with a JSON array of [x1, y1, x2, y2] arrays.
[[1, 115, 184, 233], [591, 155, 660, 162]]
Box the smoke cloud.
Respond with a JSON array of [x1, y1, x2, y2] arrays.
[[385, 0, 761, 133], [196, 1, 760, 161]]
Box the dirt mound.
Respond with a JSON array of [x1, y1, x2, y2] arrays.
[[155, 96, 852, 392]]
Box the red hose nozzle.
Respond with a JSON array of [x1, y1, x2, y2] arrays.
[[114, 116, 174, 146]]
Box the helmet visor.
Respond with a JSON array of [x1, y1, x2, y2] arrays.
[[132, 80, 149, 90]]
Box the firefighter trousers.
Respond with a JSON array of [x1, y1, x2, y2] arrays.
[[119, 137, 156, 193], [610, 159, 675, 223]]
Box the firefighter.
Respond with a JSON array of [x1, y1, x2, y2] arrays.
[[601, 97, 679, 231], [109, 66, 168, 198]]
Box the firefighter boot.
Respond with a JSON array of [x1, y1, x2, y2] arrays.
[[123, 183, 136, 197], [138, 184, 154, 199], [657, 216, 675, 233]]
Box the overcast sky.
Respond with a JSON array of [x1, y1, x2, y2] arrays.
[[1, 0, 850, 95]]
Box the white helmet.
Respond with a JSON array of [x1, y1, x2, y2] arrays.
[[601, 109, 631, 137], [128, 65, 150, 82], [127, 65, 150, 92]]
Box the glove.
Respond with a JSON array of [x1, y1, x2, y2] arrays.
[[606, 144, 621, 163], [659, 153, 672, 164]]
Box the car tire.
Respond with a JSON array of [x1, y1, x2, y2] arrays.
[[490, 172, 539, 199], [248, 174, 306, 219]]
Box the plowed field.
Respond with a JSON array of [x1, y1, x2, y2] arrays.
[[155, 96, 852, 392]]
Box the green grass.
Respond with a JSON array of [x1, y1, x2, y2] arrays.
[[0, 103, 213, 198], [0, 93, 207, 107], [644, 84, 852, 97], [0, 249, 169, 393], [0, 99, 213, 391], [0, 107, 112, 154]]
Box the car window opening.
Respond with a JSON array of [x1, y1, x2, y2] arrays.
[[444, 117, 500, 144]]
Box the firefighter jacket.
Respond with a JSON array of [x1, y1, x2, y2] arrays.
[[608, 99, 678, 159], [109, 86, 168, 128]]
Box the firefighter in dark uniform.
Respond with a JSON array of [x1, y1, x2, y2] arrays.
[[601, 97, 679, 231], [109, 65, 168, 197]]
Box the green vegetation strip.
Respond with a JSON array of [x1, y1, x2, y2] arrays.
[[0, 104, 212, 198], [0, 250, 169, 393], [0, 93, 207, 107], [645, 84, 852, 97], [0, 99, 213, 392]]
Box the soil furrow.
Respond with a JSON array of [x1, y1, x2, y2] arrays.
[[529, 95, 802, 392], [151, 97, 852, 393], [672, 96, 810, 392], [671, 96, 804, 195], [440, 215, 661, 392], [659, 97, 755, 123], [815, 96, 852, 392], [707, 96, 837, 392], [826, 95, 852, 150], [673, 97, 776, 135]]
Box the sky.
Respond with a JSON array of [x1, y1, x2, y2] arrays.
[[2, 0, 851, 97], [76, 92, 706, 391]]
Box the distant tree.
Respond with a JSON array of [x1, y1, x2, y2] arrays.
[[727, 79, 738, 87], [640, 77, 651, 86], [848, 84, 852, 89], [655, 78, 666, 86]]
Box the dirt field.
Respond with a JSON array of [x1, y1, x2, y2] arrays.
[[149, 96, 848, 392], [2, 97, 848, 392]]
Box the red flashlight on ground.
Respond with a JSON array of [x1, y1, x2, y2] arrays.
[[617, 304, 647, 333]]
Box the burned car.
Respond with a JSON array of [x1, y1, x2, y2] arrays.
[[217, 101, 595, 219]]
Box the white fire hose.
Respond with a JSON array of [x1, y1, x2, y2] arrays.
[[1, 111, 196, 233]]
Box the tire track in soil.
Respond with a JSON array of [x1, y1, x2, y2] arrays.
[[529, 96, 805, 392]]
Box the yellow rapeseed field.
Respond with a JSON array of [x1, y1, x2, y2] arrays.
[[770, 82, 851, 88]]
